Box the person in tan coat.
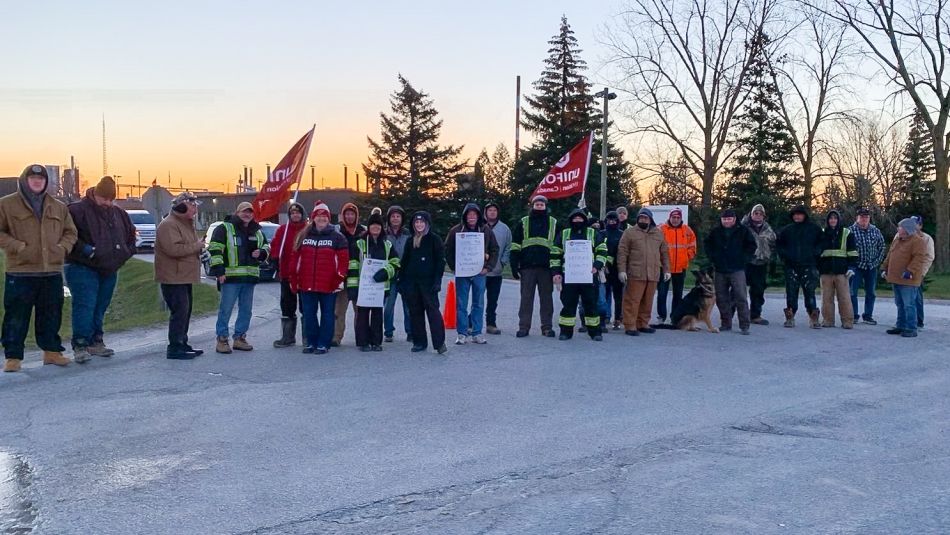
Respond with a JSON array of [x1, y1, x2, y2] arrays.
[[154, 193, 206, 359], [882, 218, 929, 338], [617, 208, 670, 335], [0, 164, 78, 372]]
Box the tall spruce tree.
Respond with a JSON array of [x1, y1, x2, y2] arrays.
[[512, 16, 634, 219], [364, 75, 467, 222], [720, 33, 801, 226], [894, 109, 936, 223]]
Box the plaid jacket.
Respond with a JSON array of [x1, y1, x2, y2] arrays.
[[848, 223, 885, 270]]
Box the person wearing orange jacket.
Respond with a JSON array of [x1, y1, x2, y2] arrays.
[[656, 208, 696, 323]]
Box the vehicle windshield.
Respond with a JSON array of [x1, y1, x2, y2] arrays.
[[128, 213, 155, 225], [261, 225, 278, 241]]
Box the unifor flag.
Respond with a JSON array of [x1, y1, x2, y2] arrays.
[[252, 126, 315, 220], [530, 131, 593, 201]]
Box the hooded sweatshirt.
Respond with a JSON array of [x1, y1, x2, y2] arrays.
[[444, 203, 500, 274], [776, 206, 823, 267], [384, 205, 411, 260], [271, 202, 308, 281], [818, 210, 859, 275], [741, 204, 777, 266], [337, 202, 366, 246], [484, 202, 512, 277], [400, 211, 446, 292]]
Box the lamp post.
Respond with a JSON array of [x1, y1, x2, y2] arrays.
[[594, 87, 617, 220]]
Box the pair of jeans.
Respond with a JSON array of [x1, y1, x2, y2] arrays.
[[216, 282, 255, 338], [455, 274, 486, 336], [2, 274, 65, 359], [300, 291, 337, 349], [384, 279, 411, 337], [64, 263, 118, 348], [715, 271, 751, 330], [485, 276, 503, 327], [894, 284, 918, 334], [405, 284, 446, 349], [848, 267, 877, 320], [656, 271, 686, 319], [784, 265, 818, 313], [161, 283, 193, 351], [745, 263, 768, 320]]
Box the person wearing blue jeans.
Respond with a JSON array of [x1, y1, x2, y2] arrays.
[[65, 264, 118, 353], [300, 291, 337, 351], [883, 218, 928, 338], [848, 208, 885, 324], [848, 267, 878, 323], [216, 282, 255, 342], [384, 205, 412, 342], [892, 284, 919, 336], [444, 203, 499, 345]]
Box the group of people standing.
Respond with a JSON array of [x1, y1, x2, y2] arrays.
[[0, 164, 938, 372]]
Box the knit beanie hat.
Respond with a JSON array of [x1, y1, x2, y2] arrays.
[[367, 211, 385, 229], [94, 176, 117, 200], [721, 208, 738, 219], [898, 218, 918, 236], [311, 201, 330, 219]]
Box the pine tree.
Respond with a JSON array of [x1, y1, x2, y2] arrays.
[[512, 16, 635, 219], [364, 75, 467, 217], [720, 33, 801, 226], [894, 109, 936, 222]]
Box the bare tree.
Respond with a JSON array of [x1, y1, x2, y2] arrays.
[[823, 114, 905, 214], [605, 0, 775, 210], [817, 0, 950, 270], [770, 5, 854, 209]]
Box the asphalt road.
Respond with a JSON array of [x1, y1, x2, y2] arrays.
[[1, 278, 948, 534]]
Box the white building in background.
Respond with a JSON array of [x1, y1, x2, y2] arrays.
[[45, 165, 61, 196]]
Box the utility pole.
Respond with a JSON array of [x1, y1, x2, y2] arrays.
[[515, 76, 521, 161], [594, 87, 617, 220], [343, 164, 348, 190], [310, 165, 315, 190], [102, 115, 108, 176]]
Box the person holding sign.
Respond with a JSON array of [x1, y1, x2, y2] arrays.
[[552, 209, 608, 341], [347, 212, 400, 352], [291, 202, 349, 355], [617, 208, 670, 336], [445, 204, 499, 345]]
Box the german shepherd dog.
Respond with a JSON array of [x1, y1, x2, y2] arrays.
[[653, 267, 719, 333]]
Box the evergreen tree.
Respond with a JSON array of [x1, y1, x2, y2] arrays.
[[512, 16, 635, 219], [720, 33, 802, 227], [894, 109, 936, 222], [364, 75, 467, 223]]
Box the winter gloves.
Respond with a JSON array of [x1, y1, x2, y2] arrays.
[[619, 272, 628, 284], [902, 270, 913, 280], [663, 272, 672, 282], [372, 269, 388, 283], [846, 270, 855, 279]]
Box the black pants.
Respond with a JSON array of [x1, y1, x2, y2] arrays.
[[558, 283, 600, 337], [656, 271, 686, 319], [485, 276, 503, 327], [2, 274, 65, 359], [161, 283, 193, 351], [355, 305, 384, 347], [604, 273, 624, 322], [279, 279, 304, 318], [745, 263, 768, 319], [405, 285, 446, 350], [785, 265, 818, 313]]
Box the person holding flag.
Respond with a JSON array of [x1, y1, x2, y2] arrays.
[[553, 208, 608, 341], [271, 202, 308, 348]]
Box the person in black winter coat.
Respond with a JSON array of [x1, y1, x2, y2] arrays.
[[602, 211, 625, 329], [776, 205, 824, 328], [704, 209, 757, 333], [400, 211, 448, 354]]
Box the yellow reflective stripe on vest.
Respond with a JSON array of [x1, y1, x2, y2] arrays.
[[223, 223, 239, 268], [821, 227, 853, 258], [519, 216, 558, 249]]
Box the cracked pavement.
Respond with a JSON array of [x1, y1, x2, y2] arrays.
[[0, 278, 948, 534]]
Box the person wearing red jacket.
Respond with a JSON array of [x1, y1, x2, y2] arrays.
[[291, 202, 349, 355], [271, 202, 308, 348]]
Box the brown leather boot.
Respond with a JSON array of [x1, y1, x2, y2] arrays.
[[783, 308, 795, 328], [4, 359, 21, 372], [808, 310, 821, 329], [88, 341, 115, 357], [215, 336, 232, 354], [43, 351, 71, 366], [232, 334, 253, 351]]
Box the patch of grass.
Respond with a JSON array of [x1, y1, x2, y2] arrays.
[[0, 254, 219, 342]]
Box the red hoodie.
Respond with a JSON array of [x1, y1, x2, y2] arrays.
[[271, 220, 307, 281], [292, 223, 349, 293]]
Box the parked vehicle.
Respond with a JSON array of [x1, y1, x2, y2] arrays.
[[127, 210, 156, 250], [201, 221, 279, 281]]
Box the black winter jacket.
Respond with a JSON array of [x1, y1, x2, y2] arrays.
[[704, 224, 757, 274], [510, 209, 562, 272], [400, 213, 445, 293], [776, 218, 823, 267], [67, 189, 136, 274]]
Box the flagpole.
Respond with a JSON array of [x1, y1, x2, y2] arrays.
[[277, 124, 316, 265], [578, 131, 594, 210]]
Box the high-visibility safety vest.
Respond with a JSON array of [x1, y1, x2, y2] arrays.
[[511, 215, 559, 268], [559, 227, 609, 271], [207, 222, 269, 279], [347, 238, 400, 291], [820, 227, 859, 260]]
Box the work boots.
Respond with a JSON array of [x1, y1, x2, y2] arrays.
[[783, 308, 795, 328], [4, 359, 21, 372], [232, 334, 253, 351], [88, 341, 115, 357], [273, 318, 297, 348], [216, 336, 232, 354], [808, 309, 821, 329], [43, 351, 71, 366]]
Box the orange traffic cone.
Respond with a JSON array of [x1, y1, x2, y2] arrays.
[[442, 279, 457, 330]]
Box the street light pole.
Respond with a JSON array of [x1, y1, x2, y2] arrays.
[[594, 87, 617, 220]]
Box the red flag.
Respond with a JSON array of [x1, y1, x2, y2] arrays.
[[252, 126, 315, 220], [530, 132, 594, 200]]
